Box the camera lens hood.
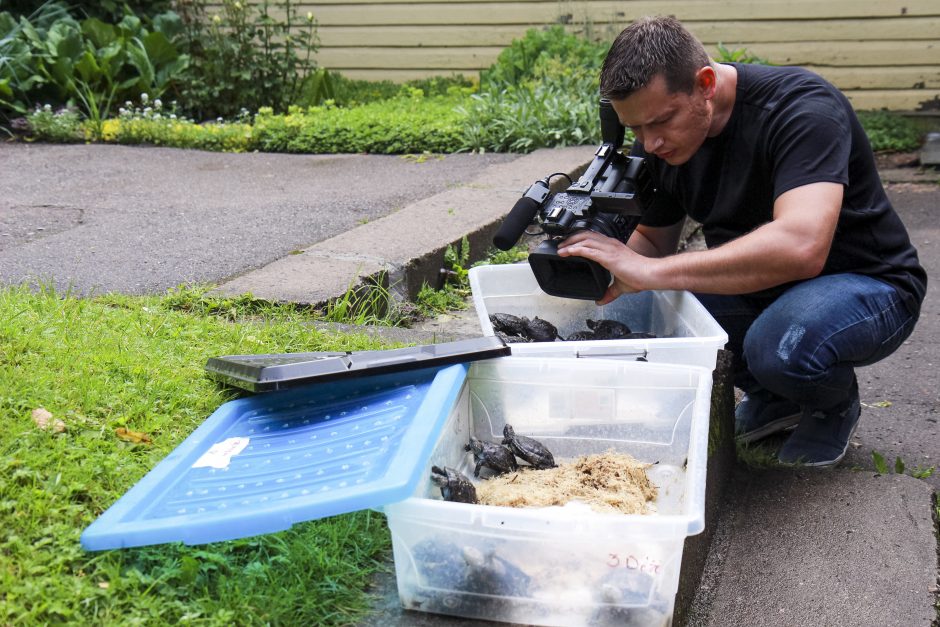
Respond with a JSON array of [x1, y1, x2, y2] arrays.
[[527, 239, 611, 301]]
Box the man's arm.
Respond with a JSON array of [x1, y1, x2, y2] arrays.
[[558, 181, 843, 304], [628, 220, 685, 258]]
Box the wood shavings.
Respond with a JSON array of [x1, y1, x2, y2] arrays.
[[476, 451, 657, 515]]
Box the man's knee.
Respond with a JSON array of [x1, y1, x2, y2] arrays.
[[741, 313, 817, 389]]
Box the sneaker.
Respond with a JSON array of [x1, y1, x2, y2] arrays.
[[777, 382, 861, 468], [735, 389, 802, 443]]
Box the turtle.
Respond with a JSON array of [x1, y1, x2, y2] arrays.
[[430, 465, 477, 504], [586, 318, 633, 340], [489, 313, 528, 337], [590, 568, 667, 625], [465, 437, 517, 477], [565, 330, 596, 341], [461, 546, 532, 597], [522, 316, 558, 342], [501, 424, 556, 469], [623, 331, 658, 339]]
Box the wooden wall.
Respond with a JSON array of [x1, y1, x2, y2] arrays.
[[248, 0, 940, 111]]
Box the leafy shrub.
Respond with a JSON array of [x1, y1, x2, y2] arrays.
[[714, 43, 771, 65], [171, 0, 319, 121], [102, 97, 253, 151], [25, 104, 84, 142], [462, 27, 611, 152], [480, 25, 608, 92], [461, 69, 602, 152], [0, 5, 188, 133], [252, 92, 467, 154], [297, 70, 475, 108], [856, 110, 923, 152], [1, 0, 173, 23]]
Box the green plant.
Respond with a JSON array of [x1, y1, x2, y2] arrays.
[[320, 273, 408, 326], [172, 0, 319, 121], [443, 236, 472, 287], [159, 284, 307, 321], [414, 282, 469, 317], [473, 243, 530, 266], [297, 70, 474, 108], [25, 103, 83, 141], [871, 450, 935, 478], [462, 26, 612, 153], [2, 0, 174, 23], [480, 25, 608, 92], [734, 440, 783, 469], [714, 42, 771, 65], [0, 2, 73, 118], [0, 6, 188, 133], [103, 95, 254, 151], [856, 110, 923, 153], [252, 92, 466, 154]]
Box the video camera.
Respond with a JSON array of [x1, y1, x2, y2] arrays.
[[492, 98, 655, 300]]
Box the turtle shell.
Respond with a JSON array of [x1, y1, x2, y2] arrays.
[[465, 437, 518, 477], [489, 313, 528, 337], [586, 319, 633, 340], [431, 465, 477, 504], [502, 424, 556, 469], [523, 316, 558, 342]]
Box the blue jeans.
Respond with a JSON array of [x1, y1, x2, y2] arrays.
[[695, 274, 920, 411]]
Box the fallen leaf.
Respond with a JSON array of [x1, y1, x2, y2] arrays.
[[32, 407, 66, 432], [98, 581, 110, 589], [862, 400, 892, 408], [115, 427, 152, 444]]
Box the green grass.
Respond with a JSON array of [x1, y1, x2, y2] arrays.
[[0, 285, 404, 625]]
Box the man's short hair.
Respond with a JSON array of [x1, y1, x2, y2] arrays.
[[600, 16, 711, 100]]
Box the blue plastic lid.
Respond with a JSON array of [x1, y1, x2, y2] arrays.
[[81, 363, 468, 550]]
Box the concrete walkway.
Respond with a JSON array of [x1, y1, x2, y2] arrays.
[[1, 142, 937, 626]]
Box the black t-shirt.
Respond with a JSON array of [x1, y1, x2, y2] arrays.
[[631, 62, 927, 313]]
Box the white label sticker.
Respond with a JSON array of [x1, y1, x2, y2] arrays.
[[192, 437, 250, 469]]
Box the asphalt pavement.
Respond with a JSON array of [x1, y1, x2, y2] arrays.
[[1, 142, 937, 626]]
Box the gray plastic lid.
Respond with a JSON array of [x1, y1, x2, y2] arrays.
[[205, 336, 509, 392]]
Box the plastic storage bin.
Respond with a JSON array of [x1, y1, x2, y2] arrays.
[[383, 356, 713, 627], [469, 263, 727, 370]]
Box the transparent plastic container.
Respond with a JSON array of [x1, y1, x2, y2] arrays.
[[469, 264, 727, 370], [383, 357, 713, 626]]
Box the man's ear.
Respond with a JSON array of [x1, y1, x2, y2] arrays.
[[696, 66, 717, 99]]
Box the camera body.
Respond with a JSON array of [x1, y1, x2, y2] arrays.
[[493, 99, 655, 300]]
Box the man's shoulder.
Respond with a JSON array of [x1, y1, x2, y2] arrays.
[[735, 63, 840, 106]]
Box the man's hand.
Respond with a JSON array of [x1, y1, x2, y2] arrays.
[[557, 231, 656, 304]]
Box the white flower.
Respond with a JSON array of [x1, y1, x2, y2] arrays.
[[141, 93, 149, 104], [154, 99, 162, 109], [43, 104, 52, 112]]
